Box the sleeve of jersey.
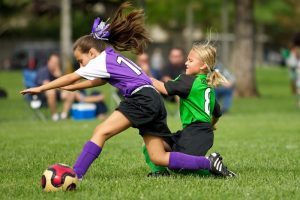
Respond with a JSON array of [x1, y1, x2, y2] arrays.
[[164, 74, 193, 98], [75, 54, 110, 80], [212, 100, 222, 118]]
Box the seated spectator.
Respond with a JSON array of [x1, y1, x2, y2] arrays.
[[74, 90, 108, 120], [215, 62, 235, 114], [36, 53, 75, 121]]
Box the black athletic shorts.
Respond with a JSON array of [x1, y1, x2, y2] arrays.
[[117, 87, 172, 137], [164, 122, 214, 156]]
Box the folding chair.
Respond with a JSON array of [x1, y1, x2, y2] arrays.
[[22, 69, 46, 121]]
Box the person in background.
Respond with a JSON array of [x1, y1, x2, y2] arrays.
[[150, 48, 164, 80], [36, 53, 75, 121], [286, 43, 299, 95], [75, 90, 108, 120], [214, 62, 235, 114], [136, 53, 151, 76], [160, 48, 186, 111], [161, 47, 186, 83], [292, 32, 300, 108]]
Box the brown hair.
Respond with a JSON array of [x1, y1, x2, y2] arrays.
[[192, 42, 227, 87], [73, 2, 150, 55]]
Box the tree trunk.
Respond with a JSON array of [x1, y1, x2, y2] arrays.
[[60, 0, 72, 73], [231, 0, 259, 97], [221, 0, 230, 68]]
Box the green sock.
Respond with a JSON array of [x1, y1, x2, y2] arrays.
[[142, 144, 168, 172]]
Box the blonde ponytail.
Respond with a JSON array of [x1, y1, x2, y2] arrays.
[[192, 42, 227, 87], [207, 70, 228, 87]]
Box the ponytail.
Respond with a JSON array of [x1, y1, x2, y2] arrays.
[[192, 42, 227, 87], [207, 70, 228, 87], [108, 2, 150, 54], [74, 2, 150, 55]]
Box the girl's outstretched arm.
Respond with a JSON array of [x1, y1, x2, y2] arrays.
[[61, 78, 107, 91], [20, 72, 81, 95], [150, 77, 168, 95]]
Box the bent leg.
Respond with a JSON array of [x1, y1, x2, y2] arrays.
[[143, 134, 170, 166], [142, 144, 168, 173], [90, 110, 131, 147], [143, 134, 211, 170], [74, 110, 132, 179]]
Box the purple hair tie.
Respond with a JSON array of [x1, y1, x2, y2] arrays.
[[91, 17, 110, 41]]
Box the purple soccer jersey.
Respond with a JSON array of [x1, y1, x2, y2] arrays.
[[75, 47, 152, 97]]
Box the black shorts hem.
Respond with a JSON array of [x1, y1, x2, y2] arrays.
[[116, 87, 171, 137]]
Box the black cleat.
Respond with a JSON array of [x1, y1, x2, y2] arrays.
[[208, 152, 236, 177], [147, 171, 170, 177]]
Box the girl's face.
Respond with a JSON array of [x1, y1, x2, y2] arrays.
[[185, 49, 205, 75], [74, 48, 98, 67]]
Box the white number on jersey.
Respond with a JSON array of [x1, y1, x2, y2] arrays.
[[117, 56, 142, 75], [204, 88, 211, 115]]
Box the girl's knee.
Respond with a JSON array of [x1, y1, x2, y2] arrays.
[[92, 125, 113, 140]]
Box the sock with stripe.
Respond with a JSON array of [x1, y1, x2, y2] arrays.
[[168, 152, 211, 170]]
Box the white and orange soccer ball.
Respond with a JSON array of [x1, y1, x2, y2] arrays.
[[41, 163, 78, 192]]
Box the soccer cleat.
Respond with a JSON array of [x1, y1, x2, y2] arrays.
[[208, 152, 236, 177], [147, 171, 170, 177]]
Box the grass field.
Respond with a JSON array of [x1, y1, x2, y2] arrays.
[[0, 67, 299, 200]]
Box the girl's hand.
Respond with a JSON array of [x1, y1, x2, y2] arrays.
[[20, 87, 42, 95]]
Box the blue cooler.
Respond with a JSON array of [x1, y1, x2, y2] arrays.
[[71, 103, 96, 120]]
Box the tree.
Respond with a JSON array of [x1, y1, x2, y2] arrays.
[[60, 0, 72, 72], [230, 0, 258, 97]]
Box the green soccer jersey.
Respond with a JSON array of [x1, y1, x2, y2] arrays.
[[165, 74, 220, 128]]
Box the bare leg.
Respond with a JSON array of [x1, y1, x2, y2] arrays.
[[73, 110, 132, 178], [143, 134, 211, 170], [143, 134, 170, 166], [60, 90, 75, 118], [90, 110, 132, 147], [45, 89, 57, 115]]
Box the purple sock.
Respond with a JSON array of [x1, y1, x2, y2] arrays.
[[168, 152, 211, 170], [73, 141, 102, 179]]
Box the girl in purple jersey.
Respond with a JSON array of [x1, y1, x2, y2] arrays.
[[20, 2, 231, 180]]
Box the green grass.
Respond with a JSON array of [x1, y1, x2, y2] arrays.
[[0, 67, 300, 199]]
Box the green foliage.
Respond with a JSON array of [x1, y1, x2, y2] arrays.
[[72, 11, 95, 40], [0, 67, 300, 199], [255, 0, 293, 24], [2, 0, 31, 6], [0, 0, 299, 46], [145, 0, 224, 31], [0, 0, 30, 19]]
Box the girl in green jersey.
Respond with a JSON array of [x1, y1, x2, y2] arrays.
[[144, 42, 236, 177]]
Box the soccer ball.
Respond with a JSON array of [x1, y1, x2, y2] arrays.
[[41, 163, 78, 192]]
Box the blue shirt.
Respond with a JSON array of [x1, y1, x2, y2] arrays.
[[36, 66, 56, 86]]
